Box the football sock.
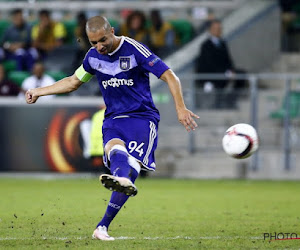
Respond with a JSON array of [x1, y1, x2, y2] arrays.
[[97, 145, 140, 229], [109, 147, 132, 178], [97, 167, 138, 229], [108, 145, 140, 179]]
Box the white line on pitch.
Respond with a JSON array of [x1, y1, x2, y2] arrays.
[[0, 236, 264, 241]]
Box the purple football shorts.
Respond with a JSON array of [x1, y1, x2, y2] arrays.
[[102, 116, 158, 171]]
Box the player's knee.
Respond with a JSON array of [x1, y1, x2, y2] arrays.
[[107, 144, 128, 161], [105, 139, 126, 157]]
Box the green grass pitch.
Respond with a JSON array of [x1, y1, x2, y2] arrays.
[[0, 177, 300, 249]]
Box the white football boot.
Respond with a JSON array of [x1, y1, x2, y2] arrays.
[[92, 225, 115, 241], [100, 174, 138, 197]]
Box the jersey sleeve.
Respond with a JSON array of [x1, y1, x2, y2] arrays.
[[141, 53, 169, 78], [128, 39, 169, 78], [75, 49, 95, 83]]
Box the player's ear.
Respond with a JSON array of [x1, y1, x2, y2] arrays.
[[111, 27, 115, 34]]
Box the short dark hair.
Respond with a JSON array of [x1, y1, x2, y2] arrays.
[[39, 9, 50, 17], [11, 9, 22, 16], [208, 19, 221, 29], [126, 11, 146, 31], [77, 12, 87, 23]]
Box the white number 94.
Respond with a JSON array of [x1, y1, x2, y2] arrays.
[[128, 141, 144, 157]]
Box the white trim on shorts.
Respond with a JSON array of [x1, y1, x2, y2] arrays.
[[143, 121, 157, 167]]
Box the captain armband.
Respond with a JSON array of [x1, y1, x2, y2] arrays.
[[75, 65, 93, 83]]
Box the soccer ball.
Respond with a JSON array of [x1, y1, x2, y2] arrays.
[[222, 123, 259, 159]]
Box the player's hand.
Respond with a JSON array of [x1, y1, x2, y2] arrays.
[[177, 107, 199, 132], [25, 89, 39, 104]]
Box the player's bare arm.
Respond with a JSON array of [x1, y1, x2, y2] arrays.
[[26, 74, 83, 104], [160, 69, 199, 132]]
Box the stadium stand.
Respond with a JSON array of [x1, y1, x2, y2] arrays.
[[0, 7, 199, 85], [270, 91, 300, 119], [169, 19, 194, 45], [62, 19, 77, 44], [2, 59, 17, 72], [0, 19, 10, 40], [7, 70, 30, 86]]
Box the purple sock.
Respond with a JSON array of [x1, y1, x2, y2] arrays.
[[96, 191, 129, 229], [97, 148, 139, 229], [109, 149, 135, 179]]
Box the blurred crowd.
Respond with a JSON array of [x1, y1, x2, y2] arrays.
[[0, 7, 248, 111], [0, 8, 197, 97]]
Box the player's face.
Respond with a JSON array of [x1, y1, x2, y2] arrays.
[[87, 27, 115, 55]]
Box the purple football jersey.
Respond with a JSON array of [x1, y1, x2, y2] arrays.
[[81, 36, 169, 121]]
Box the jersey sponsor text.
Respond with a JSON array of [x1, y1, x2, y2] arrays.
[[102, 78, 134, 89]]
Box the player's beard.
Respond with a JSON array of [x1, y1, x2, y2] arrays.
[[99, 43, 112, 54], [99, 47, 107, 54]]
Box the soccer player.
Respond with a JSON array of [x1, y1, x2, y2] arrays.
[[26, 16, 199, 241]]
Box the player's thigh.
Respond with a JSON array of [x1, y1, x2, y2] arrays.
[[121, 118, 158, 168], [102, 117, 158, 162]]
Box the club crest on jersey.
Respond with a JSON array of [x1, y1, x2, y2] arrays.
[[119, 57, 130, 71]]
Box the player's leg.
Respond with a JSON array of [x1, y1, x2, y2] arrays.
[[93, 118, 158, 240], [100, 139, 140, 196], [93, 139, 141, 240]]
